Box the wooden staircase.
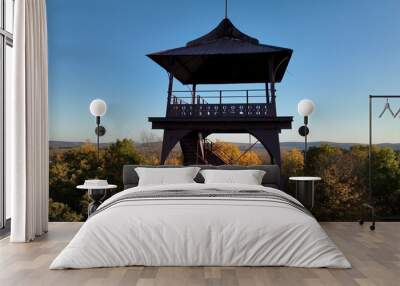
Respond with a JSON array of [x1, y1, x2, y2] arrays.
[[180, 132, 259, 166], [203, 146, 227, 165], [202, 139, 233, 165], [180, 132, 230, 165]]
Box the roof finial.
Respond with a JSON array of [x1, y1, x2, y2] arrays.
[[225, 0, 228, 18]]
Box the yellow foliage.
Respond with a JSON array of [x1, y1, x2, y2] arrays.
[[213, 140, 262, 165], [213, 141, 241, 161], [166, 156, 182, 166], [238, 151, 262, 165], [80, 140, 96, 153], [282, 149, 304, 177]]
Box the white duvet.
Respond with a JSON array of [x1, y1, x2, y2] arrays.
[[50, 183, 351, 269]]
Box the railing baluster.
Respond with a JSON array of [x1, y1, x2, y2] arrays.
[[219, 90, 222, 116], [246, 90, 249, 116]]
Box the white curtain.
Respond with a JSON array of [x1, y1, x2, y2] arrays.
[[8, 0, 49, 242]]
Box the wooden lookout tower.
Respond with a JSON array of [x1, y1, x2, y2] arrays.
[[147, 18, 293, 166]]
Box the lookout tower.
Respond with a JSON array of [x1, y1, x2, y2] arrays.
[[147, 18, 293, 166]]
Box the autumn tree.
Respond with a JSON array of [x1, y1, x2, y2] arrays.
[[303, 145, 367, 220], [49, 139, 142, 221], [49, 138, 400, 222], [281, 149, 304, 194], [138, 131, 163, 165], [165, 150, 183, 165], [213, 140, 262, 165], [49, 199, 83, 222], [49, 141, 99, 213]]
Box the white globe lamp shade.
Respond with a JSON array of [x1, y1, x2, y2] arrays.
[[90, 99, 107, 117], [297, 99, 315, 117]]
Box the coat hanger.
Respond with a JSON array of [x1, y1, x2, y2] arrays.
[[394, 106, 400, 118], [378, 98, 395, 118]]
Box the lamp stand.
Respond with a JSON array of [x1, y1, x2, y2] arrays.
[[96, 116, 100, 162], [94, 116, 106, 167], [298, 116, 309, 173], [304, 116, 308, 168]]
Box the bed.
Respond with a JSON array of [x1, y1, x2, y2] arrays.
[[50, 165, 351, 269]]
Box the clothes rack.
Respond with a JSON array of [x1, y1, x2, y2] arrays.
[[360, 95, 400, 230]]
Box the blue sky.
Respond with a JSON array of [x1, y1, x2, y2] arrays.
[[47, 0, 400, 144]]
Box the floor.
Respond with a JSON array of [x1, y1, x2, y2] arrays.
[[0, 222, 399, 286]]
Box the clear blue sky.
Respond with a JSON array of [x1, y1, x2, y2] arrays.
[[47, 0, 400, 144]]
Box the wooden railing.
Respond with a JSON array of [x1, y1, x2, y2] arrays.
[[167, 89, 276, 118], [201, 138, 260, 165], [202, 138, 235, 165]]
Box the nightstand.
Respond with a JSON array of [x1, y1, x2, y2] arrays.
[[289, 177, 321, 209], [77, 182, 117, 216]]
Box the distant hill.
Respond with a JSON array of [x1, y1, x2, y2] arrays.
[[49, 140, 400, 151], [239, 141, 400, 151], [239, 141, 358, 151], [49, 141, 110, 149], [282, 141, 400, 150]]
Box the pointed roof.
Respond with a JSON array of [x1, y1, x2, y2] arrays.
[[147, 18, 292, 84], [186, 18, 259, 46]]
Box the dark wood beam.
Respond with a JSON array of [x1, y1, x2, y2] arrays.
[[149, 117, 293, 131]]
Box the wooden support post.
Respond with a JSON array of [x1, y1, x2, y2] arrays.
[[246, 90, 249, 116], [265, 83, 270, 104], [167, 73, 173, 105], [271, 83, 276, 102], [219, 90, 222, 115], [250, 129, 282, 169], [268, 59, 277, 116], [166, 73, 174, 116], [271, 82, 276, 116], [160, 129, 191, 165], [192, 84, 196, 105]]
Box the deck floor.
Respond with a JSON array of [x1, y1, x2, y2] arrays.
[[0, 222, 399, 286]]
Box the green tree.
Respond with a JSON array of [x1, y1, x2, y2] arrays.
[[102, 139, 142, 191], [370, 147, 400, 216], [305, 145, 364, 220], [49, 142, 99, 214], [49, 139, 143, 221]]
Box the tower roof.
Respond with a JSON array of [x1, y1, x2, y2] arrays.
[[147, 18, 292, 84]]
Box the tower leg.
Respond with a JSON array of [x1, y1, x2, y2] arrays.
[[160, 129, 191, 165], [180, 132, 200, 165], [250, 129, 281, 167], [180, 131, 210, 165]]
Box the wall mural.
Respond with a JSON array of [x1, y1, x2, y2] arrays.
[[47, 0, 400, 223]]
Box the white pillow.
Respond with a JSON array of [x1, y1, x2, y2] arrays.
[[135, 167, 201, 186], [200, 169, 266, 185]]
